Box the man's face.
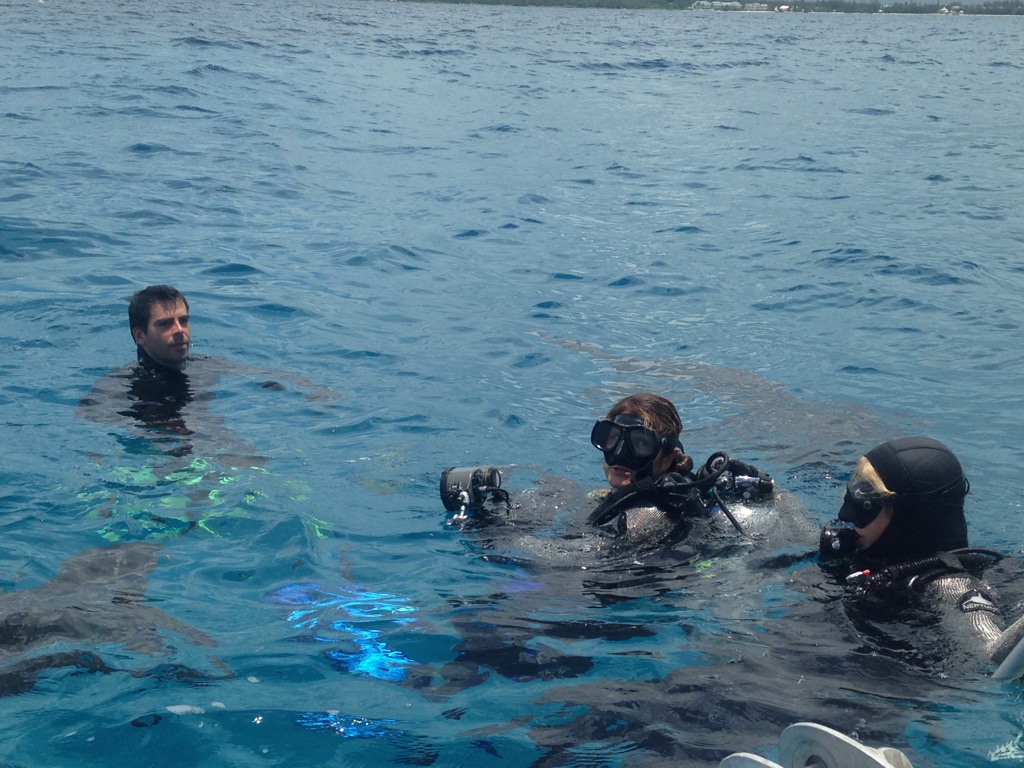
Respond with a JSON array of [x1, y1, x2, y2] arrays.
[[133, 299, 190, 369]]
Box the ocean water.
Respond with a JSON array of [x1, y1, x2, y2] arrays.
[[3, 0, 1024, 765]]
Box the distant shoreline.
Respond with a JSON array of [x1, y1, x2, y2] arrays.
[[392, 0, 1024, 13]]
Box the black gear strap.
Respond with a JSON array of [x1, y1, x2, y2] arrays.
[[587, 472, 707, 530]]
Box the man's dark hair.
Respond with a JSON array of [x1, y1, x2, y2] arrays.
[[129, 285, 189, 337]]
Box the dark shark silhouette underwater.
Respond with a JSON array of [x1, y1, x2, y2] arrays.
[[0, 542, 223, 696]]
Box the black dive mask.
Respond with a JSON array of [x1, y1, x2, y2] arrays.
[[838, 476, 889, 528], [591, 415, 679, 473]]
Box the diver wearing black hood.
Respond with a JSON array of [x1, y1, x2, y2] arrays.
[[820, 436, 1024, 677]]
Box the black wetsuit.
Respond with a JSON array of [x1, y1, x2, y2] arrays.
[[77, 349, 222, 458], [120, 348, 197, 435], [836, 552, 1024, 670]]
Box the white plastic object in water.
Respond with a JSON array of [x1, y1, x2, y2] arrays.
[[718, 722, 914, 768], [719, 754, 786, 768]]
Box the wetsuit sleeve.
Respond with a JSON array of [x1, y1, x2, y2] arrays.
[[923, 574, 1011, 663]]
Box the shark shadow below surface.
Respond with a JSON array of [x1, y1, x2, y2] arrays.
[[534, 332, 911, 471], [0, 542, 227, 696], [406, 471, 823, 702], [516, 557, 1024, 768]]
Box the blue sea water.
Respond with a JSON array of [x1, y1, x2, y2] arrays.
[[3, 0, 1024, 765]]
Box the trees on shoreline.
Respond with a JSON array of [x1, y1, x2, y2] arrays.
[[401, 0, 1024, 13]]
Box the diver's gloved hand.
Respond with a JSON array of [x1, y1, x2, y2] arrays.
[[696, 457, 764, 481], [725, 459, 761, 478], [699, 458, 774, 498], [651, 471, 695, 489]]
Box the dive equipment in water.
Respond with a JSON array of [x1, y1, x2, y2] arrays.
[[838, 547, 1002, 590], [819, 522, 860, 559], [591, 414, 681, 473], [702, 453, 747, 535], [704, 453, 775, 500], [586, 452, 771, 539], [586, 470, 705, 540], [440, 466, 511, 519], [865, 437, 968, 500], [838, 476, 890, 528], [701, 453, 774, 536]]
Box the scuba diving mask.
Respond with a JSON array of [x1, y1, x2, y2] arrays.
[[838, 475, 890, 529], [822, 476, 882, 560], [591, 415, 680, 473]]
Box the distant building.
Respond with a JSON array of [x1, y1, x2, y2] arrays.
[[692, 0, 767, 8], [691, 0, 750, 8]]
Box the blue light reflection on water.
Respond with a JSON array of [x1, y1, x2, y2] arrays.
[[3, 1, 1024, 765]]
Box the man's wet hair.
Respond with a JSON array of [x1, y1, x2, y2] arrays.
[[129, 285, 189, 337]]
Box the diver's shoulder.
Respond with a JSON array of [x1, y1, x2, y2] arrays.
[[79, 361, 139, 396], [713, 486, 817, 543], [76, 362, 142, 419]]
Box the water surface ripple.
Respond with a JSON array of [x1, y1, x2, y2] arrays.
[[2, 1, 1024, 765]]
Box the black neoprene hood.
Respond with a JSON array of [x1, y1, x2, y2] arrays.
[[862, 436, 969, 561], [865, 436, 967, 498]]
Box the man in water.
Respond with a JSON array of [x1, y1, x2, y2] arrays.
[[76, 285, 337, 538], [79, 284, 335, 454]]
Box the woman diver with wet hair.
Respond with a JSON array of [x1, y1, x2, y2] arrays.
[[430, 395, 812, 700], [819, 436, 1024, 678], [594, 393, 693, 490], [586, 393, 777, 544], [441, 392, 781, 554]]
